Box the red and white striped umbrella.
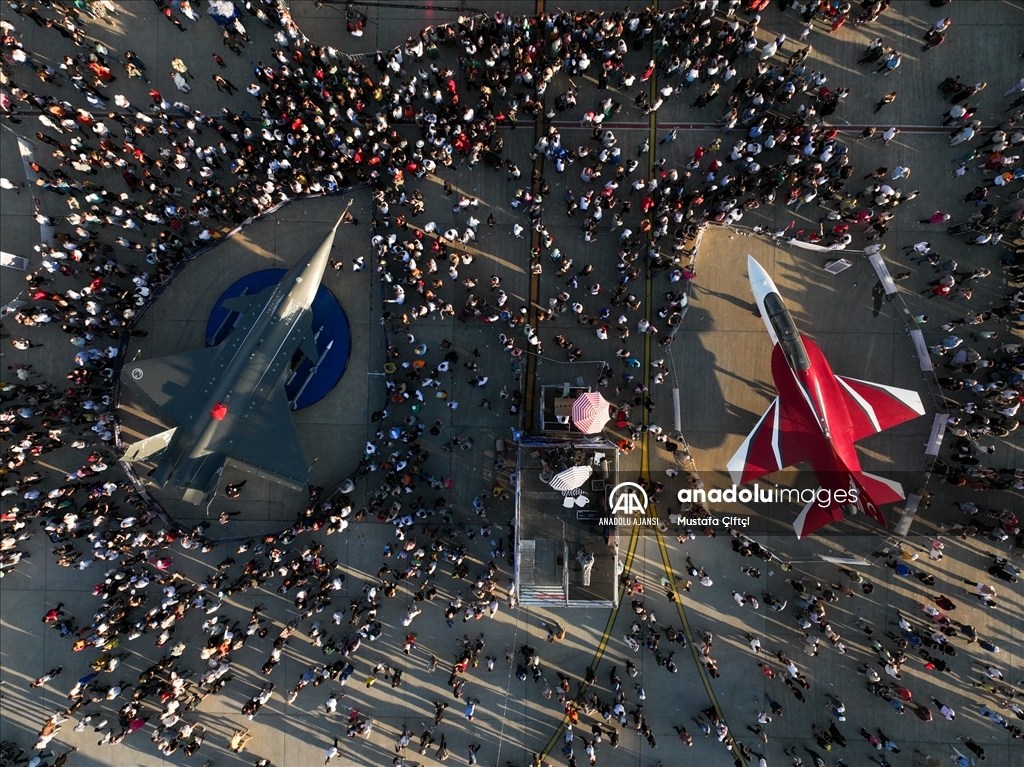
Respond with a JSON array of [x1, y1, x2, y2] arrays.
[[571, 392, 612, 434]]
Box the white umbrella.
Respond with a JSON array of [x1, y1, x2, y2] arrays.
[[549, 465, 593, 492]]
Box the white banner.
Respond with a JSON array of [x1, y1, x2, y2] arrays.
[[787, 237, 849, 252], [818, 555, 872, 567], [0, 251, 28, 270], [909, 328, 934, 372], [925, 413, 949, 456], [868, 253, 899, 295]]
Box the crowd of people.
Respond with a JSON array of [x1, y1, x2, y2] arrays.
[[1, 0, 1022, 766], [655, 524, 1023, 767]]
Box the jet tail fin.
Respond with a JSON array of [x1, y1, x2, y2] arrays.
[[123, 427, 177, 464], [175, 455, 225, 506], [792, 469, 904, 538], [851, 470, 904, 527], [793, 496, 844, 540], [182, 467, 222, 506]]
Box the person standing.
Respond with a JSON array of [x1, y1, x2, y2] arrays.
[[223, 29, 243, 55], [170, 58, 193, 80]]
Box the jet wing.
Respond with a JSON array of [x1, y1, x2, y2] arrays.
[[227, 385, 308, 491], [834, 376, 925, 443], [122, 346, 222, 425], [729, 344, 826, 483], [221, 286, 273, 315], [727, 396, 818, 484]]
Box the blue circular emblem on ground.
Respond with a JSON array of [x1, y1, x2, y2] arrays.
[[206, 269, 351, 410]]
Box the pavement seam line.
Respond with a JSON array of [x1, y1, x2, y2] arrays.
[[523, 0, 546, 429], [536, 524, 640, 761], [656, 524, 748, 767], [641, 12, 747, 765]]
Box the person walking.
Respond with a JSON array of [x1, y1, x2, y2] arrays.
[[30, 667, 63, 688], [213, 75, 237, 95], [171, 71, 191, 93], [225, 481, 246, 498], [42, 603, 66, 623], [958, 737, 985, 760], [228, 728, 251, 753], [880, 50, 902, 74], [875, 92, 896, 112], [324, 737, 340, 764], [163, 6, 186, 31], [1003, 77, 1024, 97]]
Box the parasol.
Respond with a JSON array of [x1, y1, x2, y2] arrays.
[[549, 465, 593, 492], [571, 391, 612, 433]]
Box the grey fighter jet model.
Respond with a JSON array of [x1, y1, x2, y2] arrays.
[[121, 210, 346, 505]]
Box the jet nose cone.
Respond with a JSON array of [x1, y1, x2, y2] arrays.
[[747, 255, 770, 284], [747, 255, 781, 299]]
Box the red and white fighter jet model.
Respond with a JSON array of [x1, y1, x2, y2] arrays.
[[728, 256, 926, 538]]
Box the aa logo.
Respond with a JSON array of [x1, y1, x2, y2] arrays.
[[608, 482, 649, 515]]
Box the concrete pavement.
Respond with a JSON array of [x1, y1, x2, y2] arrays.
[[1, 2, 1022, 767]]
